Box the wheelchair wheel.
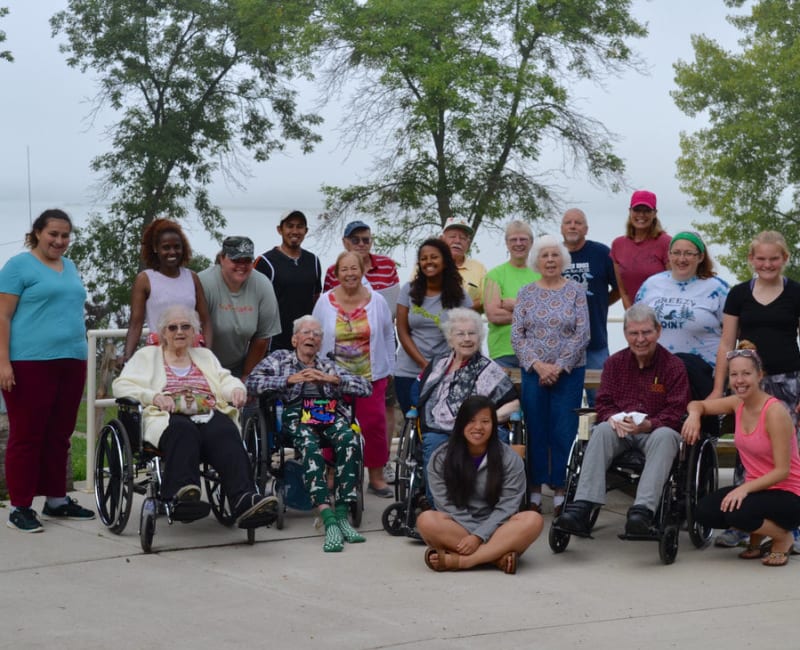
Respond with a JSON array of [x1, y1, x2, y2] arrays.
[[204, 464, 235, 527], [382, 501, 408, 536], [94, 420, 134, 534], [394, 415, 415, 503], [659, 524, 679, 565], [243, 410, 270, 494], [348, 435, 365, 528], [686, 438, 718, 549], [139, 497, 157, 554]]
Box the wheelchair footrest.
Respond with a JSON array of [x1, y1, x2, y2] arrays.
[[170, 501, 211, 523], [618, 531, 660, 542], [550, 523, 593, 539], [237, 511, 277, 529]]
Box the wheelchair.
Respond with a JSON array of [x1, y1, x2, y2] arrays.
[[94, 397, 269, 552], [381, 405, 527, 539], [242, 394, 365, 530], [548, 409, 719, 565]]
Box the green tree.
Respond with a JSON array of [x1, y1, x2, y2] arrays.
[[673, 0, 800, 280], [318, 0, 647, 247], [51, 0, 322, 326], [0, 6, 12, 62]]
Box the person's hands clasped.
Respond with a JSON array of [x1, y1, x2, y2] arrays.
[[609, 416, 648, 438], [720, 486, 748, 512], [534, 361, 561, 387], [287, 368, 340, 385], [455, 533, 482, 555], [152, 393, 175, 413]]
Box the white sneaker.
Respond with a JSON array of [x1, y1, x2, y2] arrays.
[[383, 463, 396, 485], [792, 528, 800, 555], [714, 528, 749, 548]]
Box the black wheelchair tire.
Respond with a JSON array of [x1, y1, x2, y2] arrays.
[[382, 501, 408, 536], [139, 497, 157, 554], [686, 438, 718, 549], [204, 464, 235, 527], [94, 420, 134, 535]]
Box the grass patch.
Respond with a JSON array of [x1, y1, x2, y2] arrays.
[[71, 435, 87, 482]]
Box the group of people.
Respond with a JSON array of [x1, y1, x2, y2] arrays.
[[3, 195, 800, 573]]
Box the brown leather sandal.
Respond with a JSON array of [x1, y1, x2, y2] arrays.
[[762, 551, 789, 567], [493, 551, 518, 574]]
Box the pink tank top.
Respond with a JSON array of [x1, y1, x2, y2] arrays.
[[735, 397, 800, 496]]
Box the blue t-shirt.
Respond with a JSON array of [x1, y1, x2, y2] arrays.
[[562, 240, 617, 351], [0, 252, 87, 360]]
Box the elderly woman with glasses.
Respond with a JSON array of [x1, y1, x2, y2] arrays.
[[683, 342, 800, 567], [417, 307, 519, 489], [635, 232, 729, 420], [113, 305, 277, 527]]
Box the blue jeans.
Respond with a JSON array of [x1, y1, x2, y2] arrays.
[[394, 375, 418, 415], [492, 354, 520, 369], [584, 348, 609, 408], [521, 366, 585, 489]]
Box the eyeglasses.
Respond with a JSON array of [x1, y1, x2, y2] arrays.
[[348, 236, 371, 245], [452, 330, 479, 338], [167, 323, 192, 332], [669, 250, 700, 258], [298, 329, 323, 338], [726, 349, 760, 361]]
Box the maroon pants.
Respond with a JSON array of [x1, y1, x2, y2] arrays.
[[3, 359, 87, 507]]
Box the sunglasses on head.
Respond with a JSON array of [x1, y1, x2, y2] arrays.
[[726, 349, 760, 362]]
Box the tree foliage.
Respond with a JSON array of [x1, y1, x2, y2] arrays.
[[673, 0, 800, 280], [0, 6, 12, 62], [51, 0, 322, 327], [318, 0, 647, 248]]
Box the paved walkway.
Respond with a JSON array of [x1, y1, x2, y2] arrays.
[[1, 469, 797, 650]]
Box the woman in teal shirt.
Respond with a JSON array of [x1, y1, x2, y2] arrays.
[[0, 209, 94, 533]]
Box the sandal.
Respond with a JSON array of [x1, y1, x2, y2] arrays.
[[493, 551, 518, 575], [762, 551, 790, 567], [738, 545, 766, 560], [423, 547, 462, 572]]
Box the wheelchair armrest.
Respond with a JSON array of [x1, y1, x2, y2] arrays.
[[115, 397, 142, 408]]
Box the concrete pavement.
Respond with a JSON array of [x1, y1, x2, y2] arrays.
[[1, 469, 798, 650]]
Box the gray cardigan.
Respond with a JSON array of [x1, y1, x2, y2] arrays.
[[427, 443, 525, 542]]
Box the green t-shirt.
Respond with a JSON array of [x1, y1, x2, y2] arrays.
[[484, 262, 540, 359]]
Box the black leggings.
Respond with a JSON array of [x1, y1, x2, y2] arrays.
[[158, 412, 252, 505], [695, 485, 800, 532]]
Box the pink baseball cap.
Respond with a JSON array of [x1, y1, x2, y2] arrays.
[[630, 190, 657, 210]]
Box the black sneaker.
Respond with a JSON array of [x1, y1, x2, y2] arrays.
[[235, 493, 278, 528], [42, 497, 96, 521], [625, 505, 654, 536], [7, 507, 44, 533]]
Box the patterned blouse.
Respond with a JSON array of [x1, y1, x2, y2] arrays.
[[510, 280, 590, 373]]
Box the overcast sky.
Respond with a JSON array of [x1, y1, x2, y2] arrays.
[[0, 0, 747, 276]]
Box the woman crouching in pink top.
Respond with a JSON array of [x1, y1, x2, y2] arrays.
[[682, 341, 800, 567]]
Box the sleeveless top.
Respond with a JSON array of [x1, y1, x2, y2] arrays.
[[144, 268, 196, 332], [735, 397, 800, 496]]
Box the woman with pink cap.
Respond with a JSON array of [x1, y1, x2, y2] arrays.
[[611, 190, 671, 309]]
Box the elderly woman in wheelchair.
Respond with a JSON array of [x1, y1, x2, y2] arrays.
[[113, 305, 277, 529], [246, 315, 372, 552]]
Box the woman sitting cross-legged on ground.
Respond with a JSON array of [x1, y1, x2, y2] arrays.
[[417, 396, 543, 574], [246, 315, 373, 552], [682, 341, 800, 567], [113, 305, 277, 527]]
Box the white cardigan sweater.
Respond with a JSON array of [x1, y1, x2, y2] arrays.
[[112, 346, 245, 446]]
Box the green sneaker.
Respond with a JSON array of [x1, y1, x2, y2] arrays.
[[42, 497, 96, 520], [7, 507, 44, 533]]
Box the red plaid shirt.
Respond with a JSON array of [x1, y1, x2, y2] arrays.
[[595, 345, 690, 432]]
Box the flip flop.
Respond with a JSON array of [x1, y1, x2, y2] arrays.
[[738, 545, 766, 560], [762, 551, 789, 567], [493, 551, 518, 574]]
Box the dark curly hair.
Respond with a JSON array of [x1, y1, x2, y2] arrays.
[[433, 395, 504, 509], [409, 238, 464, 308], [26, 209, 72, 249], [140, 218, 192, 270]]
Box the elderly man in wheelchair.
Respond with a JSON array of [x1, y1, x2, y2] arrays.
[[246, 315, 372, 552], [554, 304, 693, 539]]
